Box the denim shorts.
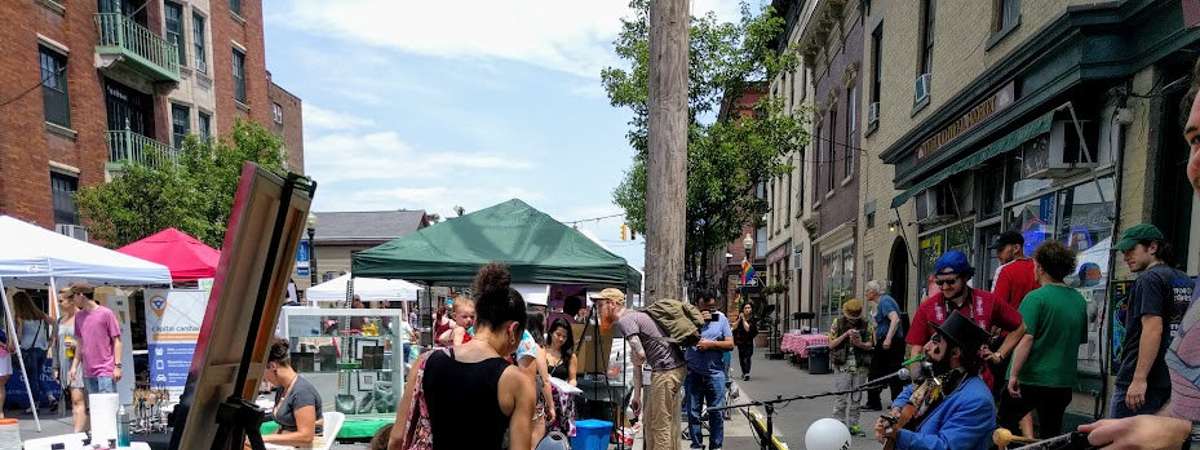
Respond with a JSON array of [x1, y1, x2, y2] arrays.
[[84, 376, 116, 394]]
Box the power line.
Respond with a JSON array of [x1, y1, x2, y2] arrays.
[[0, 65, 65, 109], [561, 212, 626, 225]]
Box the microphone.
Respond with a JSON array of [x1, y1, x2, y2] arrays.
[[861, 367, 911, 388]]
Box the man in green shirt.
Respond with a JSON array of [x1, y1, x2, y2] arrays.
[[998, 240, 1088, 438]]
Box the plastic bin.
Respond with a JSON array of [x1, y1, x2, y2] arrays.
[[571, 419, 613, 450], [807, 345, 831, 374]]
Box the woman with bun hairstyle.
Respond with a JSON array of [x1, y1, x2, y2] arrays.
[[262, 337, 323, 447], [391, 263, 535, 450]]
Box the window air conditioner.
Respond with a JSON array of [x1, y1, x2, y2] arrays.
[[1022, 120, 1099, 179], [914, 73, 932, 104], [914, 188, 951, 223], [55, 223, 88, 241]]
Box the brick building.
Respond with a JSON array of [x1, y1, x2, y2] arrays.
[[0, 0, 302, 237], [268, 73, 304, 173], [870, 0, 1200, 423], [792, 0, 864, 329]]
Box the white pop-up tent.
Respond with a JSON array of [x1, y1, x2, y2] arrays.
[[306, 273, 422, 303], [0, 215, 172, 430]]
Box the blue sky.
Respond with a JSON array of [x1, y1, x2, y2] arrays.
[[262, 1, 745, 270]]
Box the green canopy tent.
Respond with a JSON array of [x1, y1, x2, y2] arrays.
[[352, 198, 641, 291]]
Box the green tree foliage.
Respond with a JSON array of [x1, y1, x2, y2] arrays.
[[602, 1, 808, 265], [77, 120, 286, 248]]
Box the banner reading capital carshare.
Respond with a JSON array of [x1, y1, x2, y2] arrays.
[[144, 287, 208, 402]]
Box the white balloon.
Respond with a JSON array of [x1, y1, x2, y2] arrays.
[[805, 418, 852, 450]]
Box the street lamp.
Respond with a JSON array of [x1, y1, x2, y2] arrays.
[[306, 213, 318, 286]]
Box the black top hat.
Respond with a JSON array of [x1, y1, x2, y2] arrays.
[[934, 311, 990, 354]]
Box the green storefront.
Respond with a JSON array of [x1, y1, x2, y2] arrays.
[[881, 0, 1200, 426]]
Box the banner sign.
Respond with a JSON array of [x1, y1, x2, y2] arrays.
[[144, 289, 208, 402]]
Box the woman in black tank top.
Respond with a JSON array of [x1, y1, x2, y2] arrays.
[[395, 263, 534, 450]]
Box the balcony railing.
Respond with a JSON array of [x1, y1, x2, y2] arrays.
[[94, 13, 181, 82], [106, 129, 178, 167]]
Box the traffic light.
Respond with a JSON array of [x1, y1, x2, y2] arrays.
[[620, 223, 629, 241]]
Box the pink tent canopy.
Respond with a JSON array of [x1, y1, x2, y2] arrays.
[[116, 228, 220, 281]]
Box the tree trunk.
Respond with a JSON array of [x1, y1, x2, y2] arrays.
[[645, 0, 689, 303]]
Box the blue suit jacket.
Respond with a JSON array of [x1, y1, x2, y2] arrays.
[[891, 376, 996, 450]]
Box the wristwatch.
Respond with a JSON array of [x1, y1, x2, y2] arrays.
[[114, 363, 123, 368]]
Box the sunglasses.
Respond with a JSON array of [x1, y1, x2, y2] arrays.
[[934, 278, 959, 286]]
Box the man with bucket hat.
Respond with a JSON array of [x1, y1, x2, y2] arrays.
[[874, 311, 997, 450], [905, 250, 1024, 390]]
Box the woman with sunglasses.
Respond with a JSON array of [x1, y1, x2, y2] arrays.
[[904, 249, 1024, 390]]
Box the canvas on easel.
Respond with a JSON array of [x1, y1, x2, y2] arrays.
[[573, 323, 614, 375]]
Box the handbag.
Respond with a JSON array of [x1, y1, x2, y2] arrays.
[[397, 349, 450, 450]]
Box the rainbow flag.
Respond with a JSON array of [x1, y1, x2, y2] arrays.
[[741, 259, 755, 285]]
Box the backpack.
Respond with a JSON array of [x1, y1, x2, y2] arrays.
[[642, 298, 705, 347]]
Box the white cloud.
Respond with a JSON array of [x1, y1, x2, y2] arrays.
[[274, 0, 748, 79], [325, 185, 545, 217], [304, 129, 535, 184], [304, 104, 376, 130]]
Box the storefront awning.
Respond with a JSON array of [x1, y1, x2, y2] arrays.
[[890, 110, 1056, 209]]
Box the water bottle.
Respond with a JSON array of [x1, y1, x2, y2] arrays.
[[117, 405, 131, 447]]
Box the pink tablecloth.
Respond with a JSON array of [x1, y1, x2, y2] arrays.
[[781, 332, 829, 358]]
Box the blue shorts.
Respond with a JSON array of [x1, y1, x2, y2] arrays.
[[84, 376, 116, 394]]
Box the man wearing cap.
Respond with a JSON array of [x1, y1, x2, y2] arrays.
[[596, 288, 686, 450], [1109, 223, 1193, 419], [991, 230, 1040, 310], [906, 250, 1024, 390], [875, 311, 996, 450]]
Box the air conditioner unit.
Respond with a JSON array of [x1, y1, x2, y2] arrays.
[[868, 102, 880, 127], [792, 245, 803, 271], [55, 223, 88, 241], [914, 73, 932, 104], [1023, 120, 1099, 179], [914, 188, 951, 223]]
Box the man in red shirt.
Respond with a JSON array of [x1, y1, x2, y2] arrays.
[[906, 250, 1025, 389], [991, 231, 1040, 309]]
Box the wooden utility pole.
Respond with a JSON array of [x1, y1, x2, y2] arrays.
[[645, 0, 689, 303]]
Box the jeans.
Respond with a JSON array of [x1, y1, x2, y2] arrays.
[[685, 371, 726, 449], [84, 376, 116, 394], [736, 343, 753, 377], [999, 384, 1073, 437], [1109, 385, 1171, 418], [20, 347, 47, 406]]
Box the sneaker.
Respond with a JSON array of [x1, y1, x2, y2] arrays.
[[743, 374, 750, 381], [849, 425, 865, 437]]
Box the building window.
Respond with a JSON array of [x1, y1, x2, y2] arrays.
[[39, 46, 70, 128], [198, 111, 212, 141], [193, 13, 207, 73], [993, 0, 1019, 34], [232, 48, 246, 103], [918, 0, 936, 77], [786, 169, 792, 225], [272, 102, 283, 124], [165, 2, 185, 66], [870, 24, 882, 114], [229, 0, 242, 16], [845, 86, 856, 179], [51, 172, 78, 225], [171, 103, 190, 147], [797, 149, 805, 212], [866, 211, 875, 229], [828, 106, 837, 193]]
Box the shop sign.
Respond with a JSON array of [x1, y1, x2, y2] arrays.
[[917, 81, 1016, 159], [144, 288, 208, 403]]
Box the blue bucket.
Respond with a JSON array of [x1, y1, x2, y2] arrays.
[[571, 419, 613, 450]]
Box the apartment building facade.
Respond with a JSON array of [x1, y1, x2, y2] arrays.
[[0, 0, 301, 238], [871, 0, 1200, 422]]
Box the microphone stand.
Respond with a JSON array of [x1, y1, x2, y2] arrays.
[[708, 374, 907, 450]]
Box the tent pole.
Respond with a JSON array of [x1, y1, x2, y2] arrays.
[[0, 278, 40, 431], [49, 277, 65, 417]]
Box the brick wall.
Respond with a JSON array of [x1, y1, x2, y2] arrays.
[[0, 1, 111, 228], [210, 0, 271, 133], [268, 79, 305, 173]]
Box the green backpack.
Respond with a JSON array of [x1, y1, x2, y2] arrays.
[[643, 298, 706, 347]]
